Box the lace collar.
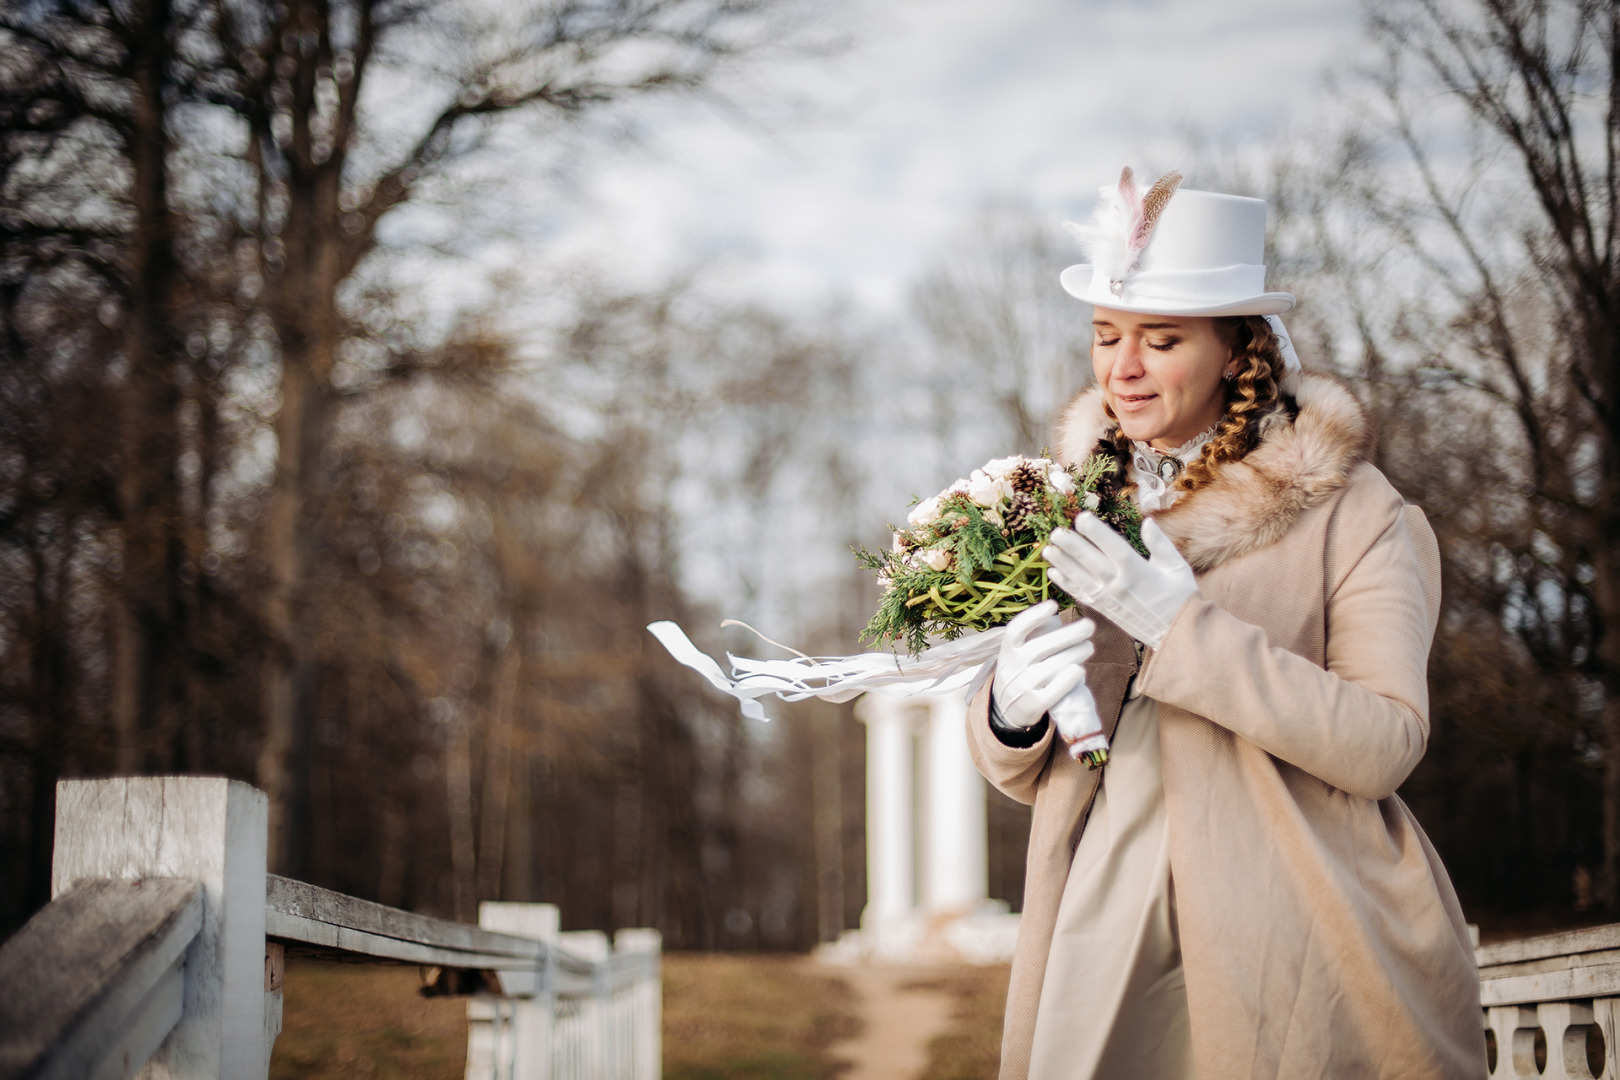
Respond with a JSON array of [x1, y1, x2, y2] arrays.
[[1129, 424, 1217, 512]]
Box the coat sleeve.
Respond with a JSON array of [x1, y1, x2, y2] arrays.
[[965, 678, 1055, 806], [1135, 473, 1441, 800]]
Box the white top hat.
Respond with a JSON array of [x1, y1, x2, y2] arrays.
[[1060, 173, 1295, 318]]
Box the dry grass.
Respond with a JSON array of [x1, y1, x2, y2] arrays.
[[270, 960, 467, 1080], [268, 953, 861, 1080], [663, 953, 861, 1080], [904, 964, 1011, 1080]]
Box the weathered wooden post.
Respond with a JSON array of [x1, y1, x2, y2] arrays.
[[52, 777, 274, 1079], [466, 901, 560, 1080]]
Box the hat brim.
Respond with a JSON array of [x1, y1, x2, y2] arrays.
[[1059, 264, 1295, 317]]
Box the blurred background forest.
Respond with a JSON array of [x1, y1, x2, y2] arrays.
[[3, 0, 1619, 948]]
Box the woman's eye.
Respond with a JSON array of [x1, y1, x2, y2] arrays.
[[1095, 336, 1120, 347], [1146, 338, 1179, 351]]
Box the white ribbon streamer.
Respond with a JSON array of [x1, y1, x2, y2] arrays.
[[1266, 315, 1302, 373], [647, 621, 1109, 761]]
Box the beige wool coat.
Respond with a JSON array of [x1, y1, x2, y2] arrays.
[[967, 371, 1485, 1080]]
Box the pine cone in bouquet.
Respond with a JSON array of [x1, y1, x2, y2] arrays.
[[1006, 460, 1043, 494], [1004, 491, 1039, 532], [855, 453, 1145, 656]]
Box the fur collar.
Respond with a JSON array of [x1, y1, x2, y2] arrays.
[[1053, 371, 1371, 572]]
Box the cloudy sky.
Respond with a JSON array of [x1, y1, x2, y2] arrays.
[[513, 0, 1365, 314]]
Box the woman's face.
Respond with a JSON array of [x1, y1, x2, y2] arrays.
[[1090, 307, 1239, 450]]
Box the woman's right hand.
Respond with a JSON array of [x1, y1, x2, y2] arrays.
[[992, 600, 1096, 730]]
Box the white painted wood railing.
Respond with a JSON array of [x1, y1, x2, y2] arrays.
[[0, 777, 660, 1080]]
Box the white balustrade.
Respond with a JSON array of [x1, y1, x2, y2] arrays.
[[1479, 926, 1620, 1078]]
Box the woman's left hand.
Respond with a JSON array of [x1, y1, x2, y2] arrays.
[[1044, 516, 1198, 649]]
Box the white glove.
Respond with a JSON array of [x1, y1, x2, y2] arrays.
[[991, 599, 1096, 730], [1043, 516, 1198, 650]]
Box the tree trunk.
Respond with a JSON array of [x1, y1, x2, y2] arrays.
[[1597, 540, 1620, 910], [377, 791, 409, 909], [811, 701, 845, 944], [1601, 704, 1620, 911], [112, 0, 185, 775], [25, 540, 72, 917], [504, 717, 533, 901], [445, 706, 478, 922], [477, 637, 521, 901], [251, 34, 351, 866], [257, 355, 316, 874], [110, 597, 141, 774]]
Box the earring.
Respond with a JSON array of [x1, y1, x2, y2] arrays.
[[1222, 370, 1237, 381]]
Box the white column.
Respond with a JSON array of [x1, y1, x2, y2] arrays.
[[856, 695, 914, 930], [921, 696, 987, 914], [52, 776, 273, 1079]]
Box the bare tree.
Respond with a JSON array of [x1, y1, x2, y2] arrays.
[[0, 0, 207, 781], [0, 0, 269, 921], [1221, 0, 1620, 914], [1357, 0, 1620, 903], [912, 199, 1093, 457], [3, 0, 869, 942], [167, 0, 797, 872], [516, 272, 874, 945]]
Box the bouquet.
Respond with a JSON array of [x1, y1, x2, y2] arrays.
[[858, 454, 1144, 657], [854, 454, 1144, 766], [645, 453, 1144, 771]]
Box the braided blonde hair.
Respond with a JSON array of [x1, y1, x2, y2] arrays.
[[1096, 315, 1286, 498], [1176, 315, 1284, 492]]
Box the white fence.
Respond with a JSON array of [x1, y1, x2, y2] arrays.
[[0, 776, 660, 1080]]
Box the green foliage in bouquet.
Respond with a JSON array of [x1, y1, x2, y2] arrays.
[[857, 454, 1147, 656]]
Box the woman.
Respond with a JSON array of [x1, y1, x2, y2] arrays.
[[968, 173, 1484, 1080]]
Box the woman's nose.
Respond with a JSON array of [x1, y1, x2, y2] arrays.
[[1114, 336, 1146, 378]]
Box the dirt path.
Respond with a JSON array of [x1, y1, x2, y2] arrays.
[[826, 966, 957, 1080]]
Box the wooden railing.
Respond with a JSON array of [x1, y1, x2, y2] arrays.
[[0, 777, 660, 1080]]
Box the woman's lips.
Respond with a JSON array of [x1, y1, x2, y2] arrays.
[[1113, 392, 1158, 412]]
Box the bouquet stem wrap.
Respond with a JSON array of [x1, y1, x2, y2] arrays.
[[647, 621, 1110, 764]]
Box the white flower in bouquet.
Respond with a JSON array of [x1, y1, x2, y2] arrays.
[[1048, 465, 1076, 495], [921, 548, 953, 572], [967, 470, 1011, 507], [1084, 491, 1101, 511], [907, 494, 945, 526], [982, 456, 1024, 481]]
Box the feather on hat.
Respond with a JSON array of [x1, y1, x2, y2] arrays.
[[1064, 167, 1183, 299]]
